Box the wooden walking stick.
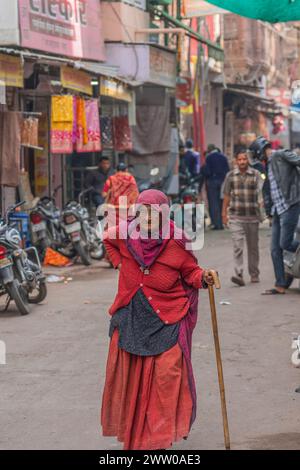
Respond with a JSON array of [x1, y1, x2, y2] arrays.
[[208, 270, 231, 450]]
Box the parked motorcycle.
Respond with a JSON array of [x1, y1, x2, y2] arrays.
[[29, 186, 65, 258], [171, 172, 204, 238], [61, 188, 104, 266], [283, 214, 300, 288], [0, 201, 47, 315]]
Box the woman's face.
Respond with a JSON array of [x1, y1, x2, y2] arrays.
[[139, 205, 160, 235]]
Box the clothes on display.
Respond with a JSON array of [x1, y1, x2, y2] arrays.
[[0, 111, 22, 187], [51, 95, 73, 154], [113, 115, 132, 152], [21, 117, 39, 148], [76, 99, 101, 153], [100, 116, 114, 148]]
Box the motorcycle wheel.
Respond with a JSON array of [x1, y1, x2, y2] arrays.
[[75, 241, 92, 266], [90, 243, 105, 260], [6, 279, 31, 316], [285, 273, 294, 289], [28, 281, 48, 304]]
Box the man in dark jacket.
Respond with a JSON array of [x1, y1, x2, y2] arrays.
[[249, 136, 300, 294], [204, 144, 230, 230], [183, 139, 200, 177], [85, 156, 114, 207]]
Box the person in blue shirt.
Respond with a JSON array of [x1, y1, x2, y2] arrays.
[[204, 144, 230, 230], [183, 139, 200, 177]]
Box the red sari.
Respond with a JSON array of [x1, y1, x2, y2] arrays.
[[101, 330, 193, 450]]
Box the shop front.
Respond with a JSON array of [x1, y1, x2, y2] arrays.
[[0, 0, 106, 210], [105, 43, 178, 191]]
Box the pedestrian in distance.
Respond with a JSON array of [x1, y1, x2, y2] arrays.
[[204, 144, 230, 230], [222, 148, 263, 287], [85, 156, 114, 208], [183, 139, 200, 178], [101, 189, 215, 450], [249, 136, 300, 295]]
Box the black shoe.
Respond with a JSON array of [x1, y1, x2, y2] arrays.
[[231, 275, 245, 287]]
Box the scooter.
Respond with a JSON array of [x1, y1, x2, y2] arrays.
[[283, 214, 300, 288]]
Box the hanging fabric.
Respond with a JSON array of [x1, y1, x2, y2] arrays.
[[76, 99, 101, 153], [0, 111, 21, 187], [113, 115, 132, 152], [21, 117, 39, 148], [50, 95, 73, 154], [205, 0, 300, 23], [100, 116, 114, 148]]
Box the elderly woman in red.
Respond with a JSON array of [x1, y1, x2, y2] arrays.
[[101, 189, 214, 450]]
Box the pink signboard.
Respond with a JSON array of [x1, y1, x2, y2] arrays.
[[18, 0, 105, 61]]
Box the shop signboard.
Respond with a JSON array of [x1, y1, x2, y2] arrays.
[[149, 47, 176, 88], [0, 53, 24, 88], [267, 88, 291, 108], [0, 1, 20, 45], [176, 77, 192, 107], [18, 0, 105, 61], [61, 66, 92, 95], [100, 78, 132, 103]]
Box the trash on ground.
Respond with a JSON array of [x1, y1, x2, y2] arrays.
[[43, 247, 71, 267], [46, 275, 65, 283], [220, 300, 232, 305]]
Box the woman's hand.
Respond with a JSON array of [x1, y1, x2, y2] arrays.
[[203, 270, 215, 286], [116, 263, 122, 271]]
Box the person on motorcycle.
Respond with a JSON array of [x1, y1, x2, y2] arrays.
[[85, 156, 114, 208], [249, 136, 300, 294]]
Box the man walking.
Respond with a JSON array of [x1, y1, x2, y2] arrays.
[[222, 148, 262, 286], [85, 156, 114, 207], [204, 144, 230, 230], [183, 139, 200, 178], [249, 136, 300, 294]]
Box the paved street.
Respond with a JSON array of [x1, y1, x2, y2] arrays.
[[0, 227, 300, 450]]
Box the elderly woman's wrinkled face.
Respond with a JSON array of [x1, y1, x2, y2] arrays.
[[139, 204, 160, 235]]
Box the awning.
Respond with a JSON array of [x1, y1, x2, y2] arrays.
[[0, 47, 141, 87], [225, 86, 275, 105], [205, 0, 300, 23]]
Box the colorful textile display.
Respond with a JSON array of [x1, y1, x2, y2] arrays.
[[21, 117, 39, 148], [113, 115, 132, 151], [0, 111, 22, 187], [100, 116, 114, 148], [51, 95, 73, 154], [76, 99, 101, 153]]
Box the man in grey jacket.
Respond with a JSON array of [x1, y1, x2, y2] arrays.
[[249, 137, 300, 294]]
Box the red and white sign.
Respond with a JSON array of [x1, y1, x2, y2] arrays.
[[267, 88, 291, 107], [18, 0, 105, 61]]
